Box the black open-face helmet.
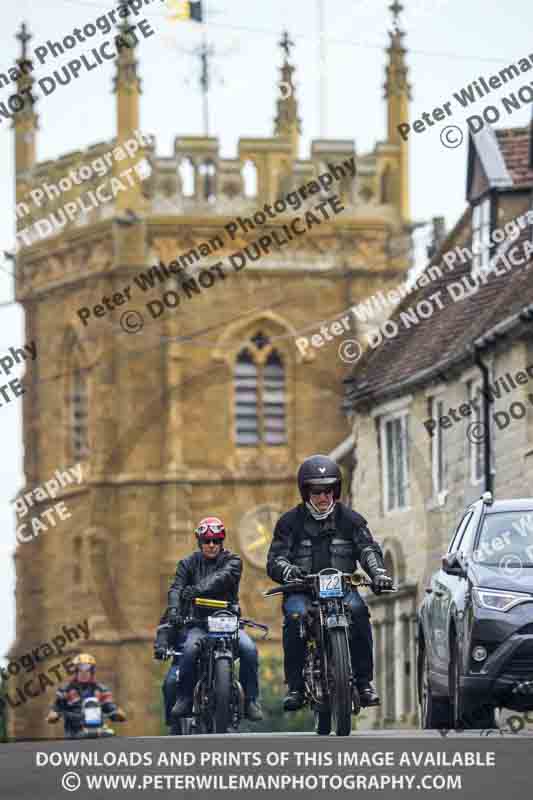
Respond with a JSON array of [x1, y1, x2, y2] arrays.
[[297, 454, 342, 503]]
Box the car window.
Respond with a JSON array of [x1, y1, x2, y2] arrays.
[[448, 511, 473, 554], [473, 510, 533, 566]]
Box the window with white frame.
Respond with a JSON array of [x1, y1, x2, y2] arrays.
[[380, 412, 409, 512], [471, 197, 491, 274], [468, 380, 484, 484], [429, 396, 446, 497]]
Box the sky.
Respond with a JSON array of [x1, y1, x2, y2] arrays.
[[1, 0, 533, 666]]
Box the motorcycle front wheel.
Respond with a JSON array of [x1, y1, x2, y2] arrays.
[[329, 629, 352, 736], [214, 658, 233, 733]]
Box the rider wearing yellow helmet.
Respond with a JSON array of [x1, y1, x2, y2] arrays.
[[46, 652, 126, 737]]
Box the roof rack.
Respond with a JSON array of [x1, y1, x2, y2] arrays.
[[481, 491, 493, 505]]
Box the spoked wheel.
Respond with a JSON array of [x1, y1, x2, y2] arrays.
[[213, 659, 233, 733], [314, 710, 332, 736], [328, 630, 352, 737], [418, 643, 451, 729]]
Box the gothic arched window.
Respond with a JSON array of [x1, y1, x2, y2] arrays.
[[234, 334, 287, 447], [71, 368, 89, 460], [234, 349, 259, 445], [263, 351, 286, 444]]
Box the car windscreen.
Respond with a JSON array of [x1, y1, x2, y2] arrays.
[[473, 510, 533, 566]]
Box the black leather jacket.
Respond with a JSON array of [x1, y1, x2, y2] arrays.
[[167, 548, 242, 608], [266, 502, 385, 583]]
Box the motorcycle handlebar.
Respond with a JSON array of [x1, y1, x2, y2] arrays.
[[263, 572, 397, 597], [240, 618, 269, 639]]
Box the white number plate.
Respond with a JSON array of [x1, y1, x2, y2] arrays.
[[319, 573, 343, 598], [207, 616, 238, 633]]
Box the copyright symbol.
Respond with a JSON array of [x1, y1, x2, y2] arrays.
[[440, 125, 463, 149], [499, 554, 523, 578], [338, 339, 362, 364], [62, 772, 81, 792], [467, 422, 487, 444], [120, 310, 144, 334]]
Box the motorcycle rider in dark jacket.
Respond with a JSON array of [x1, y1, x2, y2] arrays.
[[156, 516, 263, 722], [266, 455, 393, 711], [46, 653, 126, 738]]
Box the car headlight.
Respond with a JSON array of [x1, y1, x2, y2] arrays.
[[472, 587, 533, 612]]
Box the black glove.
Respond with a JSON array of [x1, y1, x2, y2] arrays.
[[153, 644, 169, 661], [281, 564, 307, 582], [180, 586, 197, 603], [371, 571, 393, 595]]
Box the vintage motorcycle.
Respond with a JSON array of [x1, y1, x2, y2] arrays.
[[63, 696, 117, 739], [168, 597, 268, 734], [265, 568, 396, 736]]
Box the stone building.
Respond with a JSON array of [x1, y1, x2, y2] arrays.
[[7, 4, 412, 737], [342, 121, 533, 728]]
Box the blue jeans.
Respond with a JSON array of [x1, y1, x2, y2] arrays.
[[282, 590, 373, 690], [176, 627, 259, 704], [163, 660, 182, 729]]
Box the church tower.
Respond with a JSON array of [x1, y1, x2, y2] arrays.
[[383, 0, 411, 221], [8, 7, 411, 738]]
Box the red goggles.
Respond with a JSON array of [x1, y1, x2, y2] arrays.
[[196, 523, 225, 535]]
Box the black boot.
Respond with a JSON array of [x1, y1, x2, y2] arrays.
[[358, 681, 380, 707], [245, 700, 264, 721], [283, 689, 305, 711], [171, 697, 193, 717]]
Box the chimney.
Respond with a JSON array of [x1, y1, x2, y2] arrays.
[[426, 216, 446, 260]]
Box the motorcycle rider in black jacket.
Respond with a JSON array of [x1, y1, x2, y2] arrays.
[[158, 516, 263, 722], [267, 455, 393, 711]]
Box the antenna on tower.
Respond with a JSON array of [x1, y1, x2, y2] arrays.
[[164, 0, 233, 136], [317, 0, 327, 137]]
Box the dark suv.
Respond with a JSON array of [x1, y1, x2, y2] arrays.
[[418, 492, 533, 729]]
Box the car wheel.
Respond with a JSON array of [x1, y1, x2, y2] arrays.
[[418, 642, 451, 729]]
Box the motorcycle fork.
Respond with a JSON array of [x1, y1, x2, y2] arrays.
[[193, 639, 211, 718], [323, 600, 355, 688]]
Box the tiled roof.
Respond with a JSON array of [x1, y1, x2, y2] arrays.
[[496, 126, 533, 187], [344, 218, 533, 410]]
